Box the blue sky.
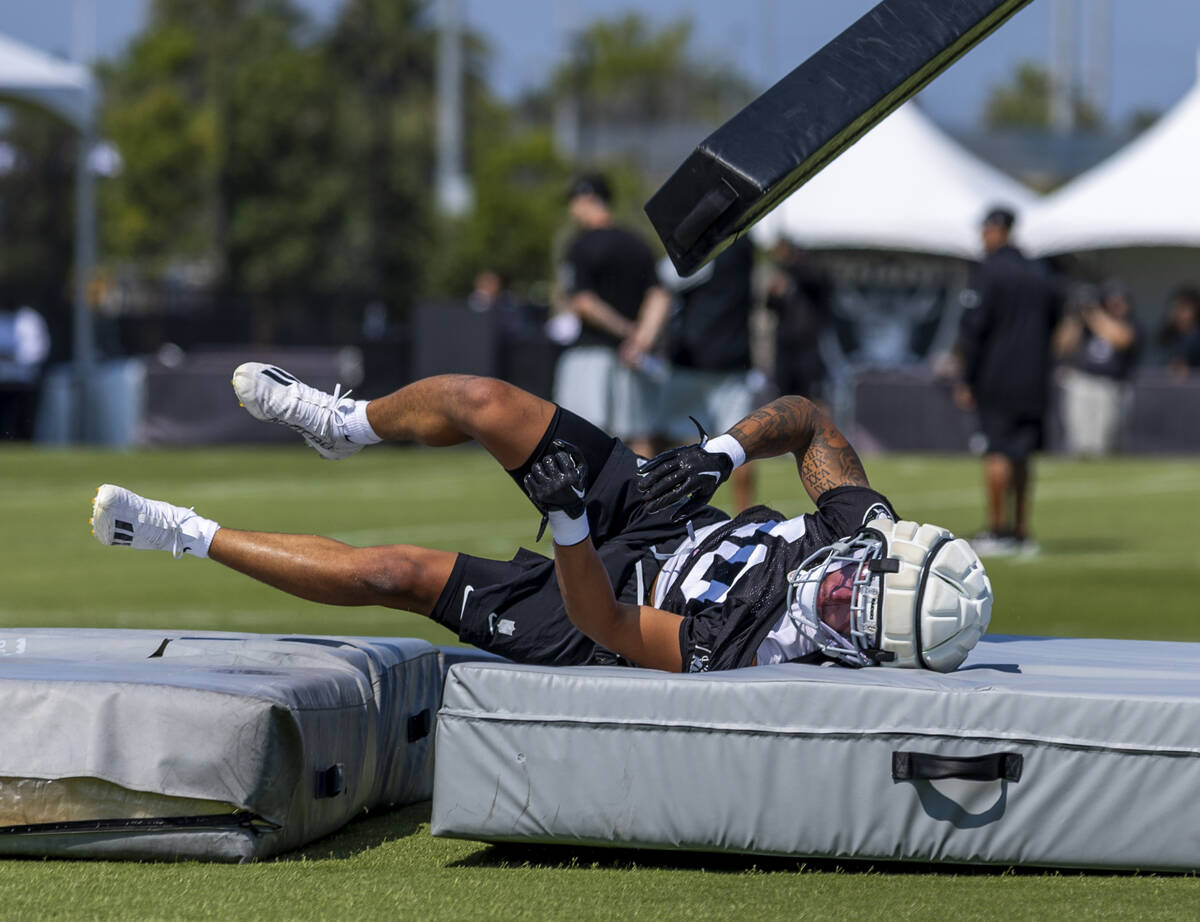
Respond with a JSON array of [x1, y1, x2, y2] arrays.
[[2, 0, 1197, 128]]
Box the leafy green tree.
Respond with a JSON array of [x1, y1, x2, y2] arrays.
[[553, 14, 753, 124], [324, 0, 440, 317], [983, 61, 1103, 132], [434, 12, 747, 298], [98, 4, 226, 271], [222, 10, 351, 338], [431, 129, 572, 294], [100, 1, 357, 340], [92, 2, 751, 339], [100, 0, 438, 341]]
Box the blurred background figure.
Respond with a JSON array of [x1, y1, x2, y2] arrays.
[[468, 268, 528, 345], [656, 235, 758, 511], [955, 206, 1063, 555], [0, 304, 50, 440], [555, 173, 669, 457], [467, 269, 520, 328], [1055, 280, 1140, 458], [1158, 286, 1200, 380], [468, 268, 542, 386], [764, 240, 833, 411]]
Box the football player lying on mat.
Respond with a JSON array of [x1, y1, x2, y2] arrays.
[[91, 365, 992, 673]]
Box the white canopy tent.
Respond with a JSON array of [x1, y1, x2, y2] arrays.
[[0, 31, 97, 439], [0, 32, 94, 128], [751, 101, 1037, 260], [1024, 58, 1200, 256]]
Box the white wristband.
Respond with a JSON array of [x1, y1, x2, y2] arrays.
[[702, 433, 746, 470], [547, 510, 590, 546]]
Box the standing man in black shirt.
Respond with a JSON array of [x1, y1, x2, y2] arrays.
[[955, 207, 1063, 555], [657, 235, 759, 510], [765, 240, 833, 408], [555, 174, 669, 458]]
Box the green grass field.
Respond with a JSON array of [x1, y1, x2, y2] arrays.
[[1, 444, 1199, 920]]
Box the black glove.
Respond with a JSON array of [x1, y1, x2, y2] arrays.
[[524, 440, 589, 540], [637, 423, 734, 520]]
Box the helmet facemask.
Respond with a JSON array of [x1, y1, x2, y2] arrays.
[[785, 528, 898, 668]]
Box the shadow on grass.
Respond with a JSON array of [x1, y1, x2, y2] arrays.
[[276, 801, 431, 862], [448, 840, 1183, 878]]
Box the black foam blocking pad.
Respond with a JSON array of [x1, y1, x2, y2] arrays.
[[645, 0, 1032, 276]]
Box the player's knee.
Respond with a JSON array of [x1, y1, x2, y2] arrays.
[[358, 546, 425, 600], [455, 376, 511, 422]]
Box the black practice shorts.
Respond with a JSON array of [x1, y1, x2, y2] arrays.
[[979, 408, 1044, 462], [428, 407, 727, 666]]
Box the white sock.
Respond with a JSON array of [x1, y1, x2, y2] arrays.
[[343, 400, 383, 445], [179, 513, 220, 559]]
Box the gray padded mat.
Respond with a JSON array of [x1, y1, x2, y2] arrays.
[[432, 635, 1200, 870], [0, 628, 443, 861]]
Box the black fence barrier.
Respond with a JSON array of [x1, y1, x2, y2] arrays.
[[134, 309, 1199, 455], [852, 368, 1200, 455]]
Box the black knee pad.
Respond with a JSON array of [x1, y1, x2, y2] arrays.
[[506, 407, 617, 496]]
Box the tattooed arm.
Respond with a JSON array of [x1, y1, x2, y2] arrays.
[[637, 395, 869, 515], [727, 396, 869, 502]]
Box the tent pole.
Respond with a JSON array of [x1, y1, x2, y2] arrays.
[[72, 120, 97, 443]]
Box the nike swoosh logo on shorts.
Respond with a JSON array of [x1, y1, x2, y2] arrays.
[[460, 585, 474, 618]]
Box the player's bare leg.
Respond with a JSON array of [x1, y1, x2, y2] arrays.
[[93, 374, 559, 617], [364, 374, 556, 470], [233, 362, 556, 472], [984, 453, 1012, 535], [91, 484, 458, 617], [1011, 459, 1031, 542], [208, 530, 455, 615]]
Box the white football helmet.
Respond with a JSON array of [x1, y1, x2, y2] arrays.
[[786, 517, 992, 672]]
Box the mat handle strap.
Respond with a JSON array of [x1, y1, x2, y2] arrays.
[[892, 751, 1023, 783], [407, 708, 432, 742]]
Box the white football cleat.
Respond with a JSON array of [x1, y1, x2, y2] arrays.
[[91, 484, 206, 558], [231, 362, 361, 460]]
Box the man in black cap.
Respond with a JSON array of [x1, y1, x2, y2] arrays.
[[554, 173, 669, 458], [954, 206, 1063, 555]]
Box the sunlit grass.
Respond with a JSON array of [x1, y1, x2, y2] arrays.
[[1, 444, 1198, 918]]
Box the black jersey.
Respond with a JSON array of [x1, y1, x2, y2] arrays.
[[666, 236, 754, 372], [660, 486, 896, 672], [563, 226, 659, 349], [958, 246, 1064, 416]]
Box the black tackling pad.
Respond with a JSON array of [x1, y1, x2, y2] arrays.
[[644, 0, 1032, 275]]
